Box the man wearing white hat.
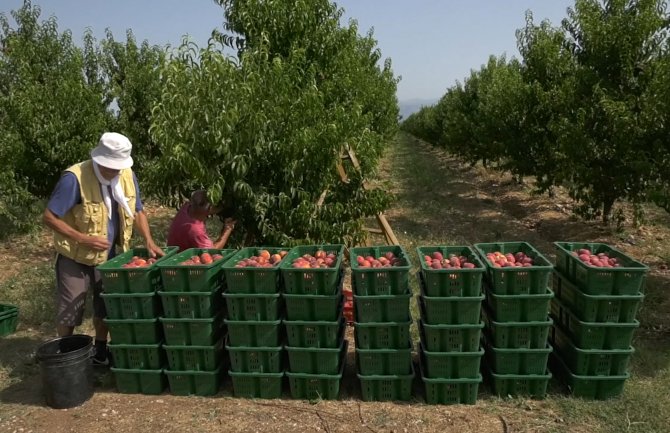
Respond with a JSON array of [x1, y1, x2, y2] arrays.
[[43, 132, 164, 366]]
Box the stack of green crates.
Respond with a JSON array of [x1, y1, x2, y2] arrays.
[[352, 246, 414, 402], [282, 245, 347, 400], [416, 246, 485, 405], [157, 248, 233, 396], [550, 242, 646, 400], [474, 242, 554, 399], [0, 303, 19, 337], [224, 247, 286, 399], [100, 246, 177, 395]]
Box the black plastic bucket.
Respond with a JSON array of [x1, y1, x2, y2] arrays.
[[36, 334, 94, 409]]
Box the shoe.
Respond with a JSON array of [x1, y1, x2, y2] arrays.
[[91, 346, 112, 367]]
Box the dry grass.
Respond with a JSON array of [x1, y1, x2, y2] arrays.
[[1, 133, 669, 433]]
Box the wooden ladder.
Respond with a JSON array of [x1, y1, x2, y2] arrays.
[[316, 145, 399, 246]]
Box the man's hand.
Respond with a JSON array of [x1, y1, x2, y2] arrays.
[[45, 209, 111, 252], [134, 211, 164, 258], [222, 218, 236, 233], [146, 240, 165, 258], [78, 235, 110, 252], [213, 218, 236, 249]]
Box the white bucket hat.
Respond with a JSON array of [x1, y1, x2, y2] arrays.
[[90, 132, 134, 170]]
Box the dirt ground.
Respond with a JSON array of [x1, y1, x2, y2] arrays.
[[0, 326, 558, 433], [1, 134, 668, 433]]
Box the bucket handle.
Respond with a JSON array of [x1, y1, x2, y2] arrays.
[[34, 346, 96, 363]]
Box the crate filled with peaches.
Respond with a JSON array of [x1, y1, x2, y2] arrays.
[[98, 246, 179, 294], [220, 248, 289, 399], [414, 246, 485, 405], [474, 242, 554, 399], [349, 246, 414, 402], [279, 245, 348, 400], [98, 246, 178, 395], [549, 242, 647, 400], [155, 248, 235, 396]]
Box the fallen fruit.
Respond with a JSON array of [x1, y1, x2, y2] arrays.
[[121, 255, 158, 268], [423, 252, 478, 269], [234, 249, 289, 268], [485, 251, 534, 268], [180, 252, 228, 266], [572, 248, 621, 268], [355, 251, 405, 268], [291, 250, 339, 269]]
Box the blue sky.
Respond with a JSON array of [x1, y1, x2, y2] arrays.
[[2, 0, 574, 101]]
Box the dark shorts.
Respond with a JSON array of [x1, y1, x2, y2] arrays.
[[55, 254, 107, 327]]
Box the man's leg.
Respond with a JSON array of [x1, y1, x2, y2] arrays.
[[55, 255, 87, 337], [57, 324, 75, 337], [93, 317, 109, 342]]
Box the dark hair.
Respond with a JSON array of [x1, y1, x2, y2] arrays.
[[190, 190, 211, 212]]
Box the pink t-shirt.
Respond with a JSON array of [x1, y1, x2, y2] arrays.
[[167, 204, 213, 251]]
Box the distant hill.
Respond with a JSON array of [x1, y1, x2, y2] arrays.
[[398, 98, 439, 120]]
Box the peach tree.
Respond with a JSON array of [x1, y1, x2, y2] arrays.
[[148, 0, 398, 245], [0, 2, 111, 235], [405, 1, 670, 224]]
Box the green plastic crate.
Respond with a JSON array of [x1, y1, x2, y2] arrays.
[[164, 339, 224, 371], [356, 343, 413, 375], [484, 364, 552, 399], [554, 242, 648, 295], [227, 342, 284, 373], [483, 332, 552, 375], [474, 242, 553, 295], [0, 303, 19, 318], [111, 367, 166, 394], [550, 325, 633, 376], [101, 292, 162, 320], [97, 246, 178, 294], [417, 246, 485, 297], [550, 298, 639, 349], [160, 314, 224, 346], [285, 317, 345, 348], [419, 278, 483, 325], [159, 288, 223, 319], [550, 352, 629, 400], [419, 357, 481, 405], [0, 304, 18, 337], [108, 342, 164, 369], [419, 343, 483, 379], [229, 370, 284, 399], [0, 312, 18, 337], [105, 318, 163, 344], [553, 272, 643, 323], [157, 248, 234, 292], [221, 247, 287, 293], [484, 288, 553, 322], [280, 245, 345, 295], [354, 291, 411, 323], [165, 366, 223, 396], [483, 305, 552, 349], [223, 292, 282, 321], [422, 375, 481, 405], [224, 319, 282, 347], [419, 320, 483, 353], [286, 341, 347, 400], [357, 362, 415, 402], [284, 279, 343, 321], [355, 320, 412, 350], [350, 246, 412, 295], [286, 329, 345, 374]]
